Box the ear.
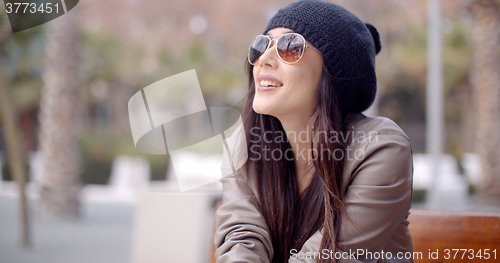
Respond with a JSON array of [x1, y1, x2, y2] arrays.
[[365, 23, 382, 55]]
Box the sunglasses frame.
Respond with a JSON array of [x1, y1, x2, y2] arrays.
[[247, 32, 320, 65]]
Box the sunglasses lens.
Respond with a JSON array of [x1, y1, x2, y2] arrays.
[[277, 34, 305, 63], [248, 36, 270, 64]]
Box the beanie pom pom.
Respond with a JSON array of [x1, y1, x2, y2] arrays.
[[365, 23, 381, 55]]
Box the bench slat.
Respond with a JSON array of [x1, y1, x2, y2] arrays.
[[408, 209, 500, 262]]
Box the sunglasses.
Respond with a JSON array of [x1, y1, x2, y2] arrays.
[[248, 32, 320, 65]]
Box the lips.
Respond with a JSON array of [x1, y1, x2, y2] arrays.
[[257, 74, 283, 91]]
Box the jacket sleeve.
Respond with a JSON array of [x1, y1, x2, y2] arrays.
[[214, 124, 274, 263], [214, 172, 274, 263], [290, 132, 413, 263]]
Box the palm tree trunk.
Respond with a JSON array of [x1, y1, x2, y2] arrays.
[[37, 9, 83, 218], [469, 0, 500, 204]]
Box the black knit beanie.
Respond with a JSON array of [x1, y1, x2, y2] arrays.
[[263, 0, 382, 113]]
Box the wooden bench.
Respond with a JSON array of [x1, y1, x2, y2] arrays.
[[210, 207, 500, 263], [408, 209, 500, 262]]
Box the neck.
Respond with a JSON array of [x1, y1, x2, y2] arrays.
[[277, 110, 318, 195]]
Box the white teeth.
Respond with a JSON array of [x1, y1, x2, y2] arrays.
[[259, 80, 282, 87]]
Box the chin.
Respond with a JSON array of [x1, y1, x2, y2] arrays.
[[252, 105, 271, 115], [252, 100, 275, 116]]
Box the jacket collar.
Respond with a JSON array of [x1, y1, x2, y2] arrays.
[[344, 111, 366, 128]]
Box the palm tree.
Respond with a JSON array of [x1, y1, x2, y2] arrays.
[[468, 0, 500, 204], [37, 9, 83, 218]]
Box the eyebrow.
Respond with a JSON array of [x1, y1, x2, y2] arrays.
[[265, 30, 295, 36]]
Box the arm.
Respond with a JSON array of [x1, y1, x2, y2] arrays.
[[214, 172, 274, 263], [290, 132, 413, 263], [214, 123, 274, 263]]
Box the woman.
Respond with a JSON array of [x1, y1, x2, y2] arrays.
[[214, 1, 414, 262]]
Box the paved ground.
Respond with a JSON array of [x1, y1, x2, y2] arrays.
[[0, 196, 135, 263]]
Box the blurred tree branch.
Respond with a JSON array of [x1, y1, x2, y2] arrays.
[[0, 23, 12, 45], [0, 11, 31, 247]]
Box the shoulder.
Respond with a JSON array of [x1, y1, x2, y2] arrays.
[[341, 112, 413, 189], [221, 121, 248, 178], [343, 111, 411, 151]]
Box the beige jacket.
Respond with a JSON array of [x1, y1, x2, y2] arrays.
[[214, 112, 414, 263]]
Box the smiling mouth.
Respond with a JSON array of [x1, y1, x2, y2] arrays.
[[259, 80, 283, 87]]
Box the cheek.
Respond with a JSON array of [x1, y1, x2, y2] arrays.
[[252, 67, 259, 86], [287, 67, 321, 100]]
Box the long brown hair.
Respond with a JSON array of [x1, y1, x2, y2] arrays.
[[241, 59, 354, 263]]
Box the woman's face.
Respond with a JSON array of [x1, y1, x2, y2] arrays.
[[252, 27, 323, 122]]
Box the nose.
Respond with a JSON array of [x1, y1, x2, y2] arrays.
[[256, 39, 279, 68], [268, 38, 278, 48]]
